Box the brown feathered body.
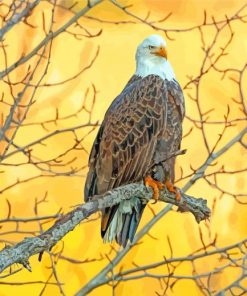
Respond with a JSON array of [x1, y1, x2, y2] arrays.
[[84, 74, 185, 246]]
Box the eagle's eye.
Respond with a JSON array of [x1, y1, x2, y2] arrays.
[[148, 45, 155, 50]]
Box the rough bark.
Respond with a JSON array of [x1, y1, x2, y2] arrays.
[[0, 183, 210, 273]]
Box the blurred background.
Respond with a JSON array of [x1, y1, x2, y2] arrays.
[[0, 0, 247, 295]]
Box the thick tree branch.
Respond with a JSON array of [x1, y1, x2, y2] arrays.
[[0, 183, 209, 273]]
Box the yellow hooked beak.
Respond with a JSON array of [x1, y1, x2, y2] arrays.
[[153, 46, 167, 59]]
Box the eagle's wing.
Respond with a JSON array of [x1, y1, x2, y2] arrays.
[[85, 75, 167, 196], [152, 79, 185, 183], [167, 79, 185, 120], [84, 75, 168, 246]]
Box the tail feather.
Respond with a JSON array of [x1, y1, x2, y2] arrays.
[[129, 204, 145, 242], [101, 205, 118, 238], [117, 213, 131, 247], [102, 197, 146, 246]]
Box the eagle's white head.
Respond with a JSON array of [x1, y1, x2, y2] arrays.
[[135, 34, 176, 81]]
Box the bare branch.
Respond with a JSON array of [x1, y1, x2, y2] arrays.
[[1, 122, 99, 162], [183, 127, 247, 191], [0, 0, 41, 40], [0, 0, 103, 79], [0, 183, 209, 273], [77, 126, 247, 295]]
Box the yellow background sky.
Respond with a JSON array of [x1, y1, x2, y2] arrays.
[[0, 0, 247, 295]]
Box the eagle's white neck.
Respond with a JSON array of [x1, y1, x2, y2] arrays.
[[135, 57, 176, 81]]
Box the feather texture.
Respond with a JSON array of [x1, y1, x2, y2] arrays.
[[84, 74, 184, 246]]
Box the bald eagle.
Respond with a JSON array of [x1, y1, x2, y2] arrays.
[[84, 35, 185, 247]]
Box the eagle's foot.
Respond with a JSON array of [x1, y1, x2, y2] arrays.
[[144, 175, 164, 204], [165, 179, 181, 201]]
